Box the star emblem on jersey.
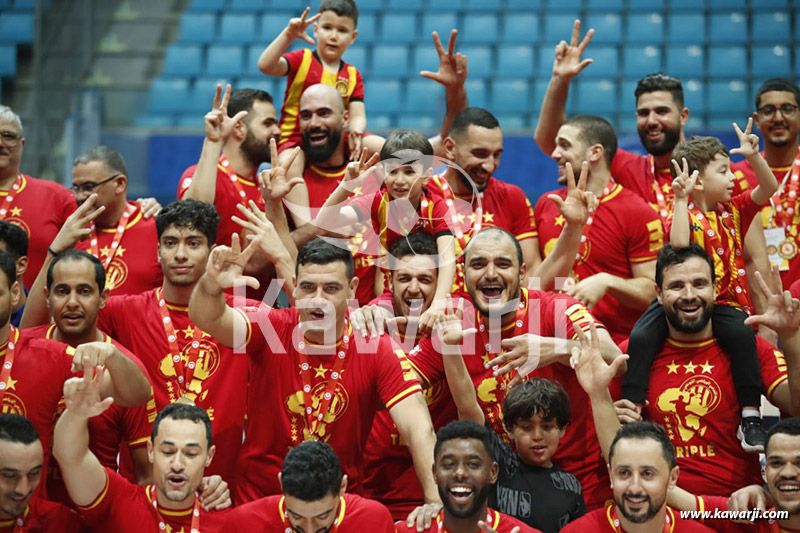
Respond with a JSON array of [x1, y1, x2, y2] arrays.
[[5, 377, 16, 390], [666, 361, 680, 374], [313, 364, 328, 378], [9, 206, 21, 217], [555, 215, 565, 227], [683, 362, 698, 373], [699, 361, 714, 374]]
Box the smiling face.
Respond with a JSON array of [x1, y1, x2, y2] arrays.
[[766, 433, 800, 516], [434, 438, 498, 520], [509, 413, 565, 468], [313, 10, 357, 65], [240, 100, 280, 166], [293, 261, 356, 341], [149, 418, 214, 508], [657, 256, 715, 338], [45, 257, 108, 343], [447, 125, 503, 192], [464, 232, 525, 320], [697, 153, 735, 204], [0, 439, 42, 519], [157, 224, 211, 288], [636, 91, 687, 157], [551, 124, 591, 185], [754, 90, 800, 149], [390, 254, 437, 320], [299, 87, 347, 164], [382, 160, 429, 206]]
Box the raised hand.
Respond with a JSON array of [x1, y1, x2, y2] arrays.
[[62, 364, 114, 419], [671, 157, 699, 200], [434, 299, 476, 346], [135, 197, 162, 218], [71, 342, 118, 374], [744, 267, 800, 336], [51, 194, 105, 253], [730, 118, 760, 158], [571, 321, 628, 398], [343, 148, 380, 183], [259, 139, 304, 201], [348, 133, 363, 162], [205, 233, 261, 292], [205, 84, 248, 144], [420, 29, 467, 90], [552, 19, 594, 80], [198, 475, 232, 511], [232, 200, 286, 262], [285, 7, 320, 46], [548, 161, 597, 225]]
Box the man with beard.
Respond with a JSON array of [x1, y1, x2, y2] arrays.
[[0, 221, 29, 327], [535, 114, 662, 343], [395, 420, 539, 533]]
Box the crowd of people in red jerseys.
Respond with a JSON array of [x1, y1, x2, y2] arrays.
[[1, 1, 800, 531]]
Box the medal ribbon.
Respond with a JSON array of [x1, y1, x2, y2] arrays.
[[296, 319, 351, 437], [217, 154, 260, 210], [149, 485, 201, 533], [156, 289, 203, 397], [688, 204, 751, 312], [376, 190, 435, 254], [0, 326, 19, 405], [0, 174, 23, 220], [609, 505, 672, 533], [574, 177, 617, 263], [89, 203, 134, 271], [476, 288, 528, 366], [650, 155, 672, 228], [433, 174, 482, 253], [768, 148, 800, 229]]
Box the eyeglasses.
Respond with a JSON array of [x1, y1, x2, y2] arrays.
[[757, 103, 800, 119], [70, 174, 122, 194], [0, 132, 21, 147]]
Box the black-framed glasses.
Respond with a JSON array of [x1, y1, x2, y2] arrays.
[[757, 103, 800, 119], [71, 174, 122, 194], [0, 131, 21, 146]]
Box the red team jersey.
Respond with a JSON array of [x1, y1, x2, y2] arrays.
[[76, 468, 229, 532], [0, 497, 86, 532], [74, 202, 162, 295], [97, 288, 253, 489], [0, 174, 76, 288], [426, 175, 538, 295], [666, 190, 761, 312], [394, 508, 541, 533], [560, 503, 714, 532], [610, 150, 677, 228], [535, 182, 663, 343], [278, 48, 364, 149], [406, 289, 613, 510], [223, 493, 395, 532], [234, 306, 423, 503], [638, 337, 787, 496], [177, 155, 265, 248]]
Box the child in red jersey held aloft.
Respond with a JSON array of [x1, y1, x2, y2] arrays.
[[258, 0, 366, 181], [623, 120, 779, 453]]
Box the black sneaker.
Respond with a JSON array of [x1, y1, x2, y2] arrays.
[[738, 417, 766, 453]]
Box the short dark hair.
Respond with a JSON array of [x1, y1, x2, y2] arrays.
[[380, 129, 434, 163], [156, 199, 220, 245], [73, 145, 128, 177], [228, 88, 274, 126], [152, 403, 213, 448], [671, 136, 729, 179], [318, 0, 358, 27], [434, 419, 494, 462], [609, 421, 677, 470], [296, 238, 354, 280], [0, 249, 17, 289], [0, 221, 28, 261], [502, 378, 570, 431], [755, 78, 800, 110], [0, 414, 39, 444], [563, 115, 618, 167], [655, 243, 716, 289], [765, 417, 800, 452], [450, 108, 500, 139], [47, 249, 106, 292], [465, 227, 523, 268], [388, 233, 439, 270], [635, 72, 685, 109], [281, 441, 343, 501]]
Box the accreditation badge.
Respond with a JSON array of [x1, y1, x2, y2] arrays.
[[765, 226, 792, 271]]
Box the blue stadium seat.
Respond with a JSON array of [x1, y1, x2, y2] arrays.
[[708, 80, 748, 115], [620, 79, 637, 109], [533, 80, 550, 111], [626, 13, 664, 44], [544, 0, 583, 11], [502, 13, 539, 44], [371, 44, 409, 77], [397, 115, 437, 130], [421, 13, 458, 41], [461, 14, 498, 44], [219, 13, 256, 44], [370, 115, 393, 129], [379, 14, 418, 43], [189, 77, 229, 113], [460, 45, 492, 78], [176, 114, 204, 129], [756, 0, 790, 7], [404, 79, 443, 113], [345, 46, 367, 71], [178, 13, 217, 44], [580, 46, 619, 78], [465, 79, 487, 109], [162, 45, 203, 76], [357, 14, 376, 44], [490, 79, 530, 113], [751, 45, 791, 77], [134, 115, 175, 128], [543, 14, 576, 45], [495, 114, 527, 131], [707, 46, 746, 79], [709, 12, 746, 44], [0, 45, 15, 76], [587, 0, 623, 9], [506, 0, 542, 8], [387, 0, 423, 10], [412, 44, 439, 74], [576, 79, 617, 115], [667, 14, 705, 44], [0, 13, 33, 42], [228, 0, 267, 10], [466, 0, 502, 10], [536, 44, 555, 77], [236, 76, 276, 94], [266, 0, 305, 9], [665, 45, 704, 78], [245, 45, 263, 76], [623, 45, 662, 77], [669, 0, 707, 9], [427, 0, 466, 11], [682, 79, 706, 114], [497, 44, 534, 78], [356, 0, 383, 11], [366, 79, 403, 114], [147, 78, 191, 114], [585, 13, 622, 45], [752, 12, 791, 44], [259, 12, 294, 41], [628, 0, 664, 10], [708, 0, 745, 9], [186, 0, 225, 10], [206, 45, 245, 77]]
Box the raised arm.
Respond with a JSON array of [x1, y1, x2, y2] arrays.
[[438, 308, 483, 423], [533, 20, 594, 155], [670, 157, 698, 248], [53, 369, 116, 507], [390, 392, 440, 505], [566, 260, 657, 312], [730, 119, 779, 206], [71, 343, 151, 407], [257, 7, 320, 76]]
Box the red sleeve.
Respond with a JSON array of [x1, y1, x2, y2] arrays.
[[532, 291, 602, 339], [122, 393, 156, 448], [405, 333, 445, 387], [610, 148, 645, 183], [283, 49, 306, 78], [350, 190, 380, 226], [375, 336, 422, 409], [76, 468, 140, 523], [176, 164, 198, 199], [430, 197, 453, 237], [238, 304, 295, 355], [97, 294, 134, 342], [731, 189, 761, 235], [757, 337, 788, 401], [351, 65, 365, 101], [512, 193, 538, 241]]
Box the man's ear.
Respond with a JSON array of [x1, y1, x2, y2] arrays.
[[489, 461, 499, 485], [147, 440, 155, 464], [44, 286, 51, 310], [655, 283, 663, 306], [349, 276, 359, 299], [9, 280, 20, 310], [588, 144, 604, 165], [443, 137, 456, 160], [342, 109, 350, 131], [668, 465, 679, 490], [15, 256, 27, 281], [278, 472, 283, 492], [680, 107, 689, 128], [99, 287, 110, 309], [339, 474, 348, 496], [205, 444, 216, 467]]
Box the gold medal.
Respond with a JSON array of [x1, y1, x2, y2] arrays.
[[175, 395, 194, 405], [779, 239, 798, 261]]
